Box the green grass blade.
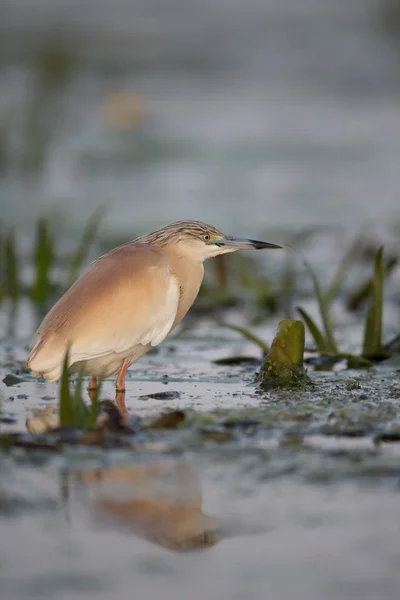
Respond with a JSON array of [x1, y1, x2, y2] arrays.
[[347, 256, 397, 312], [362, 247, 384, 358], [5, 231, 20, 302], [31, 218, 54, 305], [304, 259, 338, 353], [59, 348, 72, 427], [296, 307, 329, 352], [71, 370, 86, 429], [66, 209, 104, 287], [216, 321, 269, 354], [322, 234, 362, 305]]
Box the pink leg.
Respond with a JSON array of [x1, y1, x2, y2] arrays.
[[115, 358, 130, 392], [115, 390, 128, 419]]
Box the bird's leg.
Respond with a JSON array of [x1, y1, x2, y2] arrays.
[[87, 377, 98, 403], [115, 390, 128, 419], [88, 376, 97, 391], [115, 358, 130, 392]]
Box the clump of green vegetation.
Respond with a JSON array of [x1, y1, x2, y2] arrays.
[[258, 320, 311, 391], [196, 251, 282, 318], [0, 210, 103, 310], [31, 219, 55, 306], [59, 349, 99, 431], [297, 246, 391, 364], [216, 240, 399, 372]]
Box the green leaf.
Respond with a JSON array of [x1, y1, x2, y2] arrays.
[[66, 208, 104, 287], [59, 347, 72, 427], [31, 218, 54, 305], [71, 370, 86, 428], [2, 374, 29, 387], [322, 234, 362, 305], [59, 354, 90, 429], [304, 260, 338, 353], [216, 321, 269, 354], [296, 307, 329, 352], [347, 256, 397, 312], [362, 247, 384, 358]]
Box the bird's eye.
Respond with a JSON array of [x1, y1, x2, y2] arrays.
[[203, 234, 210, 242]]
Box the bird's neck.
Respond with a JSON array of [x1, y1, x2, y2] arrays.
[[166, 249, 205, 328]]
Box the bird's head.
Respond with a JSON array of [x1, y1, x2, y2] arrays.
[[140, 220, 282, 263]]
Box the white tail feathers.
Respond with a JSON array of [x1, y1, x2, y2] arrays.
[[26, 334, 64, 382]]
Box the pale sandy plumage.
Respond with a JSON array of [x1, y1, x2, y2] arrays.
[[27, 220, 281, 390]]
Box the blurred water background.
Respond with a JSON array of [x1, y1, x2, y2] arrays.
[[1, 0, 400, 241]]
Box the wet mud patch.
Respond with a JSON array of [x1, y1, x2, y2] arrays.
[[1, 329, 400, 479]]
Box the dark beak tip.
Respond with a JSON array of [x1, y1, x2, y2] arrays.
[[251, 241, 283, 250]]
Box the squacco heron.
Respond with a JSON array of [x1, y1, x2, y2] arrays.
[[27, 220, 281, 392]]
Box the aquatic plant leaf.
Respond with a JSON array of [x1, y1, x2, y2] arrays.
[[31, 218, 54, 305], [59, 357, 93, 430], [59, 348, 73, 427], [347, 256, 397, 312], [71, 370, 86, 428], [296, 307, 329, 352], [2, 374, 29, 387], [384, 333, 400, 353], [304, 260, 338, 353], [344, 354, 374, 369], [216, 321, 269, 354], [4, 232, 19, 301], [362, 247, 384, 358], [322, 234, 362, 305], [66, 208, 104, 287]]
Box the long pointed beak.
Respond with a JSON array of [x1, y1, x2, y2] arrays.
[[212, 235, 282, 250]]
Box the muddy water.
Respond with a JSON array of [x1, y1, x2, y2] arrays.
[[1, 458, 400, 600], [2, 306, 400, 599]]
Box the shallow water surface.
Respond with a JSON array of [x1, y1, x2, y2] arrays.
[[2, 316, 400, 600], [1, 454, 400, 600]]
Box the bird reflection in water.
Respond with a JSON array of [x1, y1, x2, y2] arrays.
[[77, 460, 220, 552]]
